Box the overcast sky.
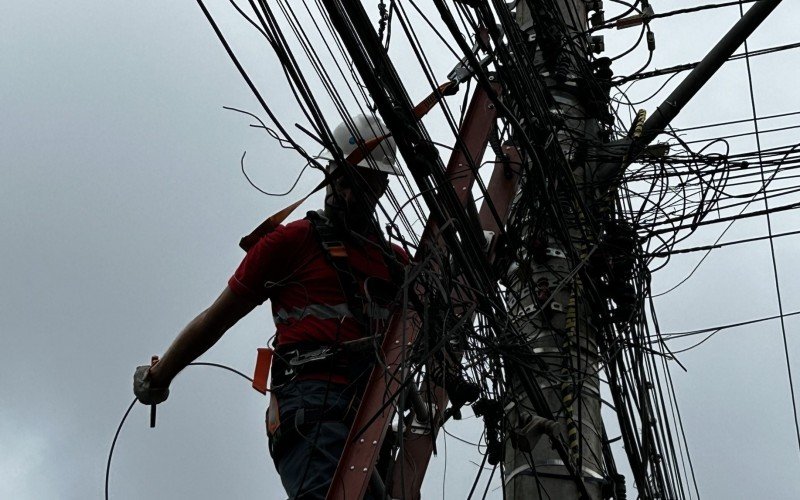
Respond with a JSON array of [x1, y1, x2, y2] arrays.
[[4, 1, 800, 499]]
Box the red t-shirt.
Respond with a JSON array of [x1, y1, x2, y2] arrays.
[[228, 218, 407, 347]]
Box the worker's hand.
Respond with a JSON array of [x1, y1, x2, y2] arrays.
[[133, 365, 170, 405]]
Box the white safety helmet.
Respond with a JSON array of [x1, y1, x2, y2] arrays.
[[331, 114, 402, 176]]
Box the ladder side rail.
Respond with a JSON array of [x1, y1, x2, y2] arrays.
[[326, 84, 498, 500], [390, 144, 522, 500]]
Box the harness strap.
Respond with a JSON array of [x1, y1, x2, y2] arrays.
[[306, 211, 369, 328]]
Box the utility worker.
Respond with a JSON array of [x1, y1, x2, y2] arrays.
[[133, 114, 408, 499]]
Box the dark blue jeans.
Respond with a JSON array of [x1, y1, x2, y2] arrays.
[[267, 379, 358, 500]]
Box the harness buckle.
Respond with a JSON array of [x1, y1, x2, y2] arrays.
[[288, 346, 337, 366], [321, 240, 348, 258]]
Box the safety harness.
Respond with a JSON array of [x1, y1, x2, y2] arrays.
[[262, 212, 384, 457], [264, 215, 400, 453], [306, 210, 371, 328], [252, 211, 399, 395]]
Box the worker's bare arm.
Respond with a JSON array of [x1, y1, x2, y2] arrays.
[[148, 286, 257, 387]]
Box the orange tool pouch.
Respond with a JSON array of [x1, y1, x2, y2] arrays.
[[252, 347, 274, 395]]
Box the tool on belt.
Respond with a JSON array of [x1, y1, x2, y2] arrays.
[[251, 336, 381, 395]]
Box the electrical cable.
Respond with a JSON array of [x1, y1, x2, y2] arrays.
[[104, 362, 254, 500], [737, 0, 800, 455], [146, 0, 800, 496]]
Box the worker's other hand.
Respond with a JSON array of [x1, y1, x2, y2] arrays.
[[133, 365, 170, 405]]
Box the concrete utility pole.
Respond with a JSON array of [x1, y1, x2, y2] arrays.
[[501, 1, 785, 499], [503, 1, 605, 499]]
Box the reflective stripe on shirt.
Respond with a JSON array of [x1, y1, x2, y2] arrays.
[[273, 303, 353, 324]]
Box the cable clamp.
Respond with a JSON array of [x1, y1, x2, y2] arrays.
[[321, 240, 347, 258], [616, 5, 654, 29], [446, 28, 498, 84]]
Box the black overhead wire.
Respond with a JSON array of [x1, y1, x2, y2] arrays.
[[571, 3, 662, 491], [657, 310, 800, 360], [613, 71, 681, 107], [370, 6, 499, 299], [652, 291, 701, 499], [598, 1, 799, 495], [442, 2, 585, 258], [275, 0, 428, 241], [248, 0, 341, 155], [645, 197, 800, 237], [646, 0, 757, 22], [682, 122, 800, 145], [390, 0, 518, 248], [674, 109, 800, 133], [604, 0, 642, 26], [620, 120, 800, 256], [737, 0, 800, 455], [310, 3, 544, 496], [301, 0, 428, 241], [634, 139, 800, 258], [436, 2, 612, 491], [404, 0, 463, 59], [466, 1, 692, 496], [654, 319, 701, 498], [619, 199, 689, 498], [195, 0, 327, 172], [602, 0, 800, 490], [648, 227, 800, 257], [191, 11, 478, 493], [611, 139, 702, 500], [610, 23, 649, 62], [232, 0, 429, 250], [157, 0, 800, 497], [222, 0, 427, 245], [591, 0, 759, 33], [617, 40, 800, 84]]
